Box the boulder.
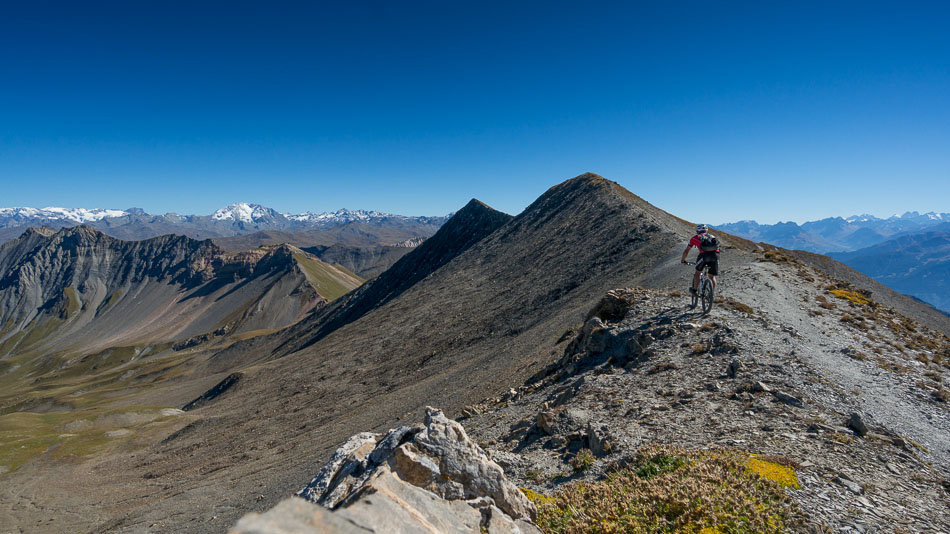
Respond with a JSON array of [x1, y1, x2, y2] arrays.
[[244, 407, 538, 533], [847, 413, 868, 437]]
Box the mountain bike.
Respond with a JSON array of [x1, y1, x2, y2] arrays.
[[684, 261, 715, 314]]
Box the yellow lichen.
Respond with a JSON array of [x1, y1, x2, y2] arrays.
[[828, 289, 872, 306], [522, 487, 556, 505], [748, 457, 800, 489]]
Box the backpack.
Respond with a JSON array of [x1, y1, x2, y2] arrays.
[[699, 233, 719, 252]]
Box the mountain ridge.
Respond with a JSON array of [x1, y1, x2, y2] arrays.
[[1, 174, 948, 533]]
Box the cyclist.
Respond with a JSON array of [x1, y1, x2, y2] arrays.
[[681, 224, 719, 297]]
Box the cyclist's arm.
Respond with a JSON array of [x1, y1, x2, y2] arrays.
[[681, 244, 692, 263]]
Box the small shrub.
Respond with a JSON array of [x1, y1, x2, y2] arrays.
[[570, 449, 595, 473], [634, 451, 686, 480], [671, 289, 683, 298]]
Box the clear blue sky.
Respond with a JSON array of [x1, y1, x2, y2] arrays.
[[1, 1, 948, 224]]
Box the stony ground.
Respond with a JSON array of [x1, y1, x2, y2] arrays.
[[463, 258, 950, 534]]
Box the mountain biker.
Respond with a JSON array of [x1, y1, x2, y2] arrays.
[[681, 224, 719, 297]]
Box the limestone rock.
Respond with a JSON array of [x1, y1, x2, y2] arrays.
[[253, 407, 538, 533], [230, 498, 372, 534], [413, 408, 536, 521]]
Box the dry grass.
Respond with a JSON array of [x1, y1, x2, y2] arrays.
[[648, 362, 678, 375], [815, 295, 835, 310], [756, 250, 799, 265], [529, 445, 802, 534], [721, 298, 755, 315]]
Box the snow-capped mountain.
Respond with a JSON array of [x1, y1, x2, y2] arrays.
[[0, 206, 131, 224], [212, 203, 282, 223], [286, 208, 402, 224], [0, 203, 450, 244]]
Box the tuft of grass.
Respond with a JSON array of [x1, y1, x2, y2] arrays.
[[530, 445, 803, 534], [815, 295, 835, 310], [829, 433, 853, 445]]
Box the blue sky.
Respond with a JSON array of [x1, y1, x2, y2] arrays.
[[1, 1, 948, 224]]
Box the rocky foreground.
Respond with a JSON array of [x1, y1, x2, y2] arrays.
[[231, 407, 539, 534], [233, 255, 950, 533]]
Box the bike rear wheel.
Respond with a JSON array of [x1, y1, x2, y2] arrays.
[[701, 278, 714, 314]]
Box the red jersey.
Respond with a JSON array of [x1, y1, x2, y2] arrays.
[[688, 234, 719, 253]]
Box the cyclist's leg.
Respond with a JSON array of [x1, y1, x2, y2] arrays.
[[707, 253, 720, 293], [693, 256, 705, 290]]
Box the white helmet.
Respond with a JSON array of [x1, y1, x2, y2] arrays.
[[695, 224, 708, 234]]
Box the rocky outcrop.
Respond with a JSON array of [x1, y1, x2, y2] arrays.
[[231, 407, 539, 534]]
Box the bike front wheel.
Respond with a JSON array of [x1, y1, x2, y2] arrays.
[[701, 279, 714, 314]]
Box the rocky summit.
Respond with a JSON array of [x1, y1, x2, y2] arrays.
[[1, 174, 948, 533]]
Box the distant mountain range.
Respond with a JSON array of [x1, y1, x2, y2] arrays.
[[717, 211, 949, 254], [0, 203, 449, 244], [718, 213, 950, 313], [829, 224, 950, 313]]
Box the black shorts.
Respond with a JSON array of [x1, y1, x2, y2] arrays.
[[695, 252, 719, 276]]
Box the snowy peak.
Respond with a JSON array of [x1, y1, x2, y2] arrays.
[[0, 206, 130, 223], [285, 208, 400, 224], [211, 203, 280, 223], [845, 214, 882, 223]]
